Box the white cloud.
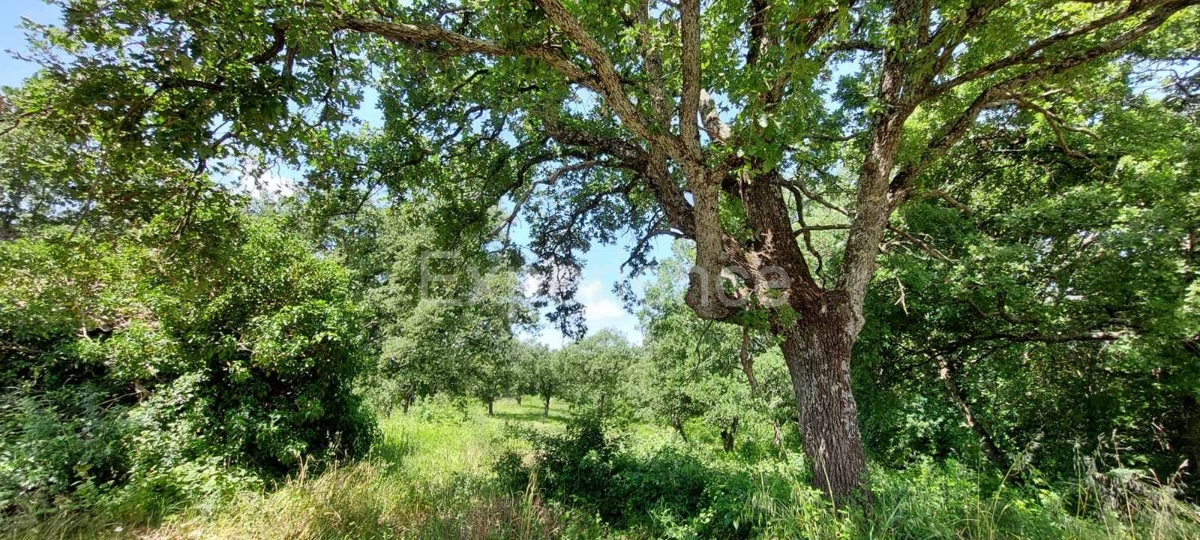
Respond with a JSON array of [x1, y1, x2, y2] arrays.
[[520, 275, 539, 297], [239, 165, 295, 200], [535, 328, 566, 349], [521, 264, 580, 299], [522, 276, 643, 349], [578, 280, 625, 322]]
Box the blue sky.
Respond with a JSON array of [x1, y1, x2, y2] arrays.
[[0, 1, 55, 82], [0, 0, 672, 347]]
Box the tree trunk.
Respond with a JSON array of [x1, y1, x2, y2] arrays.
[[487, 399, 494, 416], [780, 317, 870, 502], [740, 327, 758, 394], [515, 395, 522, 406], [720, 416, 739, 452], [937, 354, 1011, 472], [672, 413, 689, 443], [543, 395, 551, 417]]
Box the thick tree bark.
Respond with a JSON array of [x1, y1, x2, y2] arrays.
[[837, 120, 906, 331], [779, 309, 870, 502], [487, 399, 494, 416], [542, 394, 551, 417]]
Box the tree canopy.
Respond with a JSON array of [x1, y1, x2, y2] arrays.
[[3, 0, 1198, 501]]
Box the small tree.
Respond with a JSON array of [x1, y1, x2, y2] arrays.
[[557, 330, 638, 416], [371, 205, 532, 412], [516, 340, 560, 417], [0, 211, 375, 511], [636, 247, 775, 451], [471, 342, 516, 416]]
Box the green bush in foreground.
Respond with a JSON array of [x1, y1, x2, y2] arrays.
[[498, 413, 1200, 540], [0, 214, 375, 519], [3, 400, 1198, 539]]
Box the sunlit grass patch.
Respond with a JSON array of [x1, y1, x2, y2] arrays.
[[6, 397, 1199, 540], [139, 399, 584, 540]]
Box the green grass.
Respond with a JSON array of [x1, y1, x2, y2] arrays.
[[0, 396, 577, 540], [4, 396, 1199, 540], [489, 398, 570, 427], [147, 398, 583, 540]]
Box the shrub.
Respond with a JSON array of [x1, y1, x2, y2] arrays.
[[494, 413, 1200, 539], [495, 413, 738, 536], [0, 216, 375, 516]]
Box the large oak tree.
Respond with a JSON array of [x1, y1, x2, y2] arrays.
[[7, 0, 1197, 499]]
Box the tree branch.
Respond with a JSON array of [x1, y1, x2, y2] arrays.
[[620, 226, 683, 273], [249, 23, 289, 64], [889, 3, 1189, 209], [1010, 94, 1102, 166], [532, 0, 683, 158], [925, 0, 1194, 99], [920, 189, 974, 215], [335, 17, 597, 90], [679, 0, 703, 160], [793, 224, 851, 234], [781, 182, 827, 284]]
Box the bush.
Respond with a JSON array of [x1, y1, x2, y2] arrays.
[[0, 216, 375, 517], [495, 413, 1200, 539], [495, 413, 738, 537], [0, 388, 129, 514]]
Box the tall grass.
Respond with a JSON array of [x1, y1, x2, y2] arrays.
[[738, 459, 1200, 540], [146, 399, 585, 540], [3, 397, 1197, 539]]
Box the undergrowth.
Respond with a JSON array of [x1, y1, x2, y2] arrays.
[[3, 397, 1197, 539]]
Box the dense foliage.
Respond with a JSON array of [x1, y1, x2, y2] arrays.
[[853, 67, 1200, 487], [0, 0, 1198, 536], [0, 196, 374, 516], [361, 205, 530, 415]]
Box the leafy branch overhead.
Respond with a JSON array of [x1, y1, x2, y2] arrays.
[[5, 0, 1196, 501]]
